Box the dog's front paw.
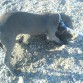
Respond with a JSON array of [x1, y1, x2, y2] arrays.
[[47, 35, 63, 45]]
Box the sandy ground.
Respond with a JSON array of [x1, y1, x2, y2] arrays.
[[0, 0, 83, 83]]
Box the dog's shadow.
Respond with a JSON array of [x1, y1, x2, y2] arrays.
[[13, 34, 83, 78], [13, 35, 63, 75]]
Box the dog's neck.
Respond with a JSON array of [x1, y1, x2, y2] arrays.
[[58, 13, 67, 35]]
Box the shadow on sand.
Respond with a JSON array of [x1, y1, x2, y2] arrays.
[[12, 35, 83, 82]]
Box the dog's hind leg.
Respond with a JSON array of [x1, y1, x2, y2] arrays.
[[1, 33, 17, 76]]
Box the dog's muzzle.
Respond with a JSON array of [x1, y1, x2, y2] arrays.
[[56, 19, 73, 44]]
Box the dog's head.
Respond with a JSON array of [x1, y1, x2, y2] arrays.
[[56, 21, 73, 44]]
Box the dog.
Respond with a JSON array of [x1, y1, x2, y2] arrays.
[[0, 11, 74, 75]]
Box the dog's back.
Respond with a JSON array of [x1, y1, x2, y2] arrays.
[[0, 12, 51, 35]]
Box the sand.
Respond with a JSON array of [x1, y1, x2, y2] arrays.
[[0, 0, 83, 83]]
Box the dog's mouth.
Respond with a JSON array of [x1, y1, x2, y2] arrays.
[[60, 28, 73, 39]]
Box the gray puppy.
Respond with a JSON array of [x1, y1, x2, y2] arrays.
[[0, 11, 73, 75]]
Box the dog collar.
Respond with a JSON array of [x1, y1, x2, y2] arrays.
[[59, 13, 62, 23], [60, 21, 67, 29], [58, 13, 67, 29], [58, 13, 67, 35]]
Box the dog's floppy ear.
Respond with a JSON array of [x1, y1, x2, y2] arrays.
[[60, 13, 74, 29]]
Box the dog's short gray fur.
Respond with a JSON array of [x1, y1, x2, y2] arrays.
[[0, 11, 73, 75]]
